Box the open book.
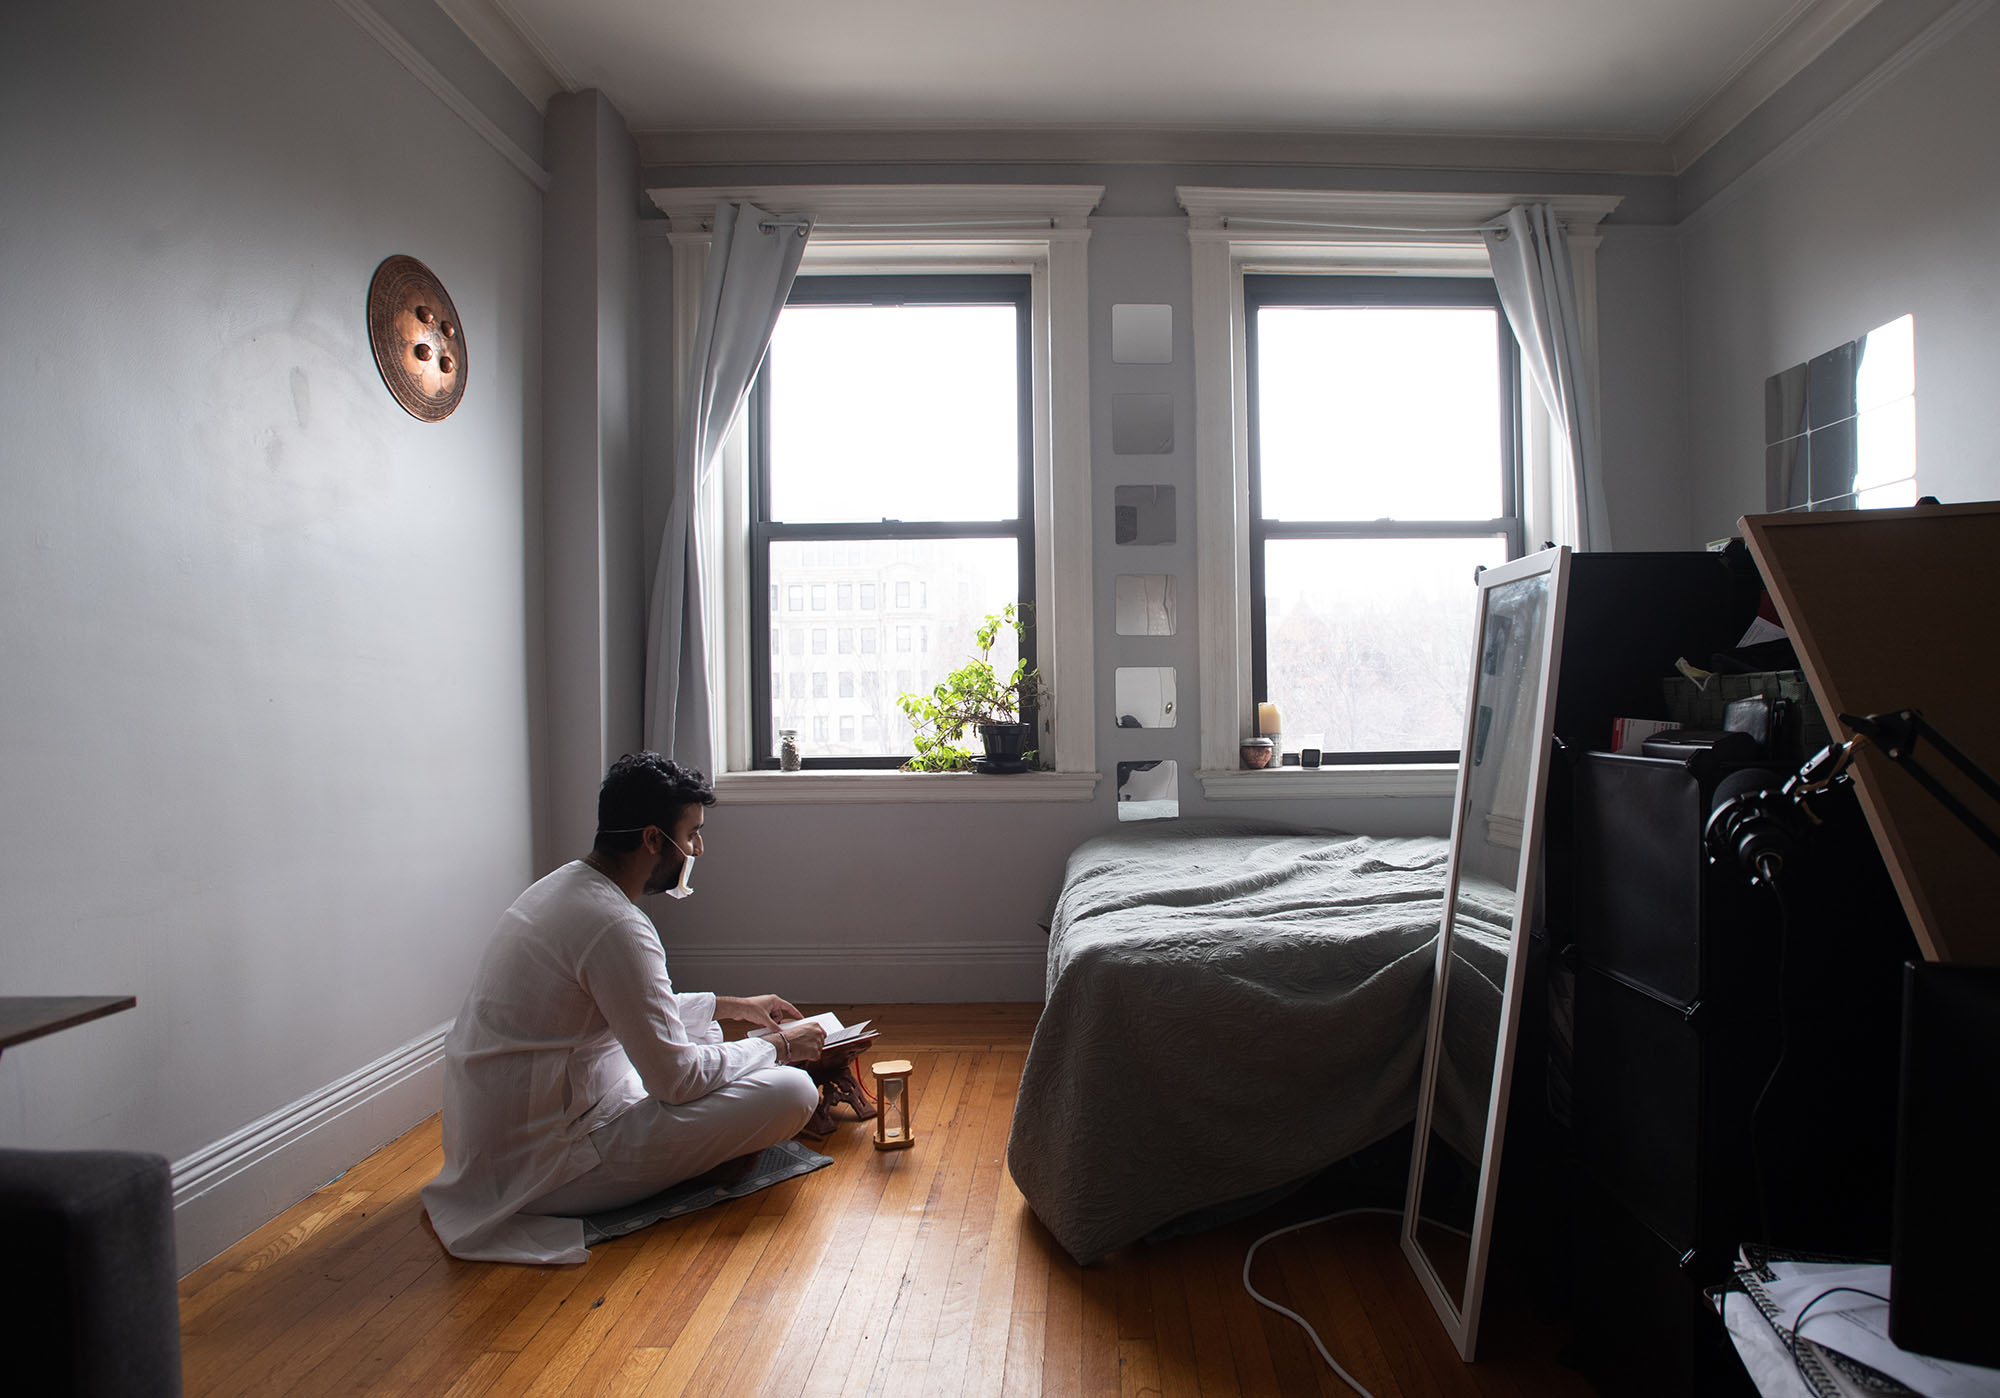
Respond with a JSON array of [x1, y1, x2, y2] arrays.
[[756, 1011, 877, 1052]]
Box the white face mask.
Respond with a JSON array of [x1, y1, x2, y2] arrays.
[[660, 843, 695, 899]]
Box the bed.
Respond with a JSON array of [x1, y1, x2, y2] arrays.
[[1005, 818, 1513, 1265]]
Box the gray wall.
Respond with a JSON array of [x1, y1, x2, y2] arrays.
[[1679, 1, 2000, 541], [0, 0, 543, 1267], [620, 160, 1685, 998]]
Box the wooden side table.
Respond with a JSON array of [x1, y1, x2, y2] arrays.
[[0, 997, 136, 1060]]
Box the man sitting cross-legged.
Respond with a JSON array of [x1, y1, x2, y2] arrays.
[[422, 752, 824, 1264]]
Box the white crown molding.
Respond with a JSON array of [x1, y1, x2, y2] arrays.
[[329, 0, 549, 190], [644, 183, 1104, 234], [433, 0, 571, 109], [1667, 0, 1885, 172], [634, 125, 1673, 176], [1679, 0, 1997, 231], [170, 1021, 451, 1272]]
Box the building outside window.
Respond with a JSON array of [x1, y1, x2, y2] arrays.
[[750, 275, 1031, 768], [1246, 275, 1521, 762]]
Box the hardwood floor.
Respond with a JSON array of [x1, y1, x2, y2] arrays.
[[177, 1005, 1596, 1396]]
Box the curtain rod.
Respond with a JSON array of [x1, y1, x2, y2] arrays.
[[1218, 216, 1505, 236], [755, 216, 1060, 234]]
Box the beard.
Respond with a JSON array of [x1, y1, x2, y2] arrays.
[[640, 846, 685, 896]]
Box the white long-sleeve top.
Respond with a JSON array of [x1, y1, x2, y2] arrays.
[[420, 860, 778, 1264]]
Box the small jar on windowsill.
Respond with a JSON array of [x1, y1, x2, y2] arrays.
[[1239, 736, 1275, 770]]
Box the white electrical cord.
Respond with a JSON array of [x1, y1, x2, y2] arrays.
[[1241, 1205, 1407, 1398]]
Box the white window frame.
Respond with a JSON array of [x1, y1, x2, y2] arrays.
[[648, 184, 1104, 804], [1180, 187, 1620, 800]]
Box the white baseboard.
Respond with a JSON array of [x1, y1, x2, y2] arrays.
[[170, 1021, 451, 1274], [666, 941, 1049, 1004]]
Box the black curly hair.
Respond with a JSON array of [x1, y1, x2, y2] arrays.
[[593, 752, 716, 855]]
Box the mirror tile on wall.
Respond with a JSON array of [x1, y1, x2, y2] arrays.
[[1807, 416, 1858, 503], [1116, 760, 1178, 820], [1767, 439, 1809, 511], [1857, 314, 1916, 412], [1111, 393, 1174, 454], [1113, 485, 1176, 545], [1765, 364, 1809, 446], [1114, 667, 1177, 728], [1111, 304, 1173, 364], [1114, 574, 1177, 635], [1807, 342, 1858, 430]]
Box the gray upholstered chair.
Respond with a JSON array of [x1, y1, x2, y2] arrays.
[[0, 1149, 183, 1396]]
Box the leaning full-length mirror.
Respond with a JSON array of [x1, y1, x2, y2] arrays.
[[1401, 546, 1570, 1360]]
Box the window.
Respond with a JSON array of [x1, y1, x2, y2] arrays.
[[919, 582, 928, 608], [860, 628, 877, 654], [837, 627, 853, 654], [812, 672, 828, 699], [839, 671, 854, 698], [840, 716, 855, 742], [748, 276, 1036, 769], [812, 716, 828, 742], [787, 585, 803, 612], [787, 629, 803, 657], [863, 715, 880, 742], [811, 628, 827, 655], [787, 672, 806, 699], [1246, 276, 1520, 762], [658, 182, 1103, 782], [838, 583, 853, 610]]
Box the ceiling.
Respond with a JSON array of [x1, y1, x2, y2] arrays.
[[439, 0, 1882, 171]]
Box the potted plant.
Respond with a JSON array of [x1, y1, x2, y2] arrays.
[[896, 603, 1048, 772]]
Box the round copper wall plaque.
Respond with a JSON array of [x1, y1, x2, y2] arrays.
[[367, 255, 467, 422]]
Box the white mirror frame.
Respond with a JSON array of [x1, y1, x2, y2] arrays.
[[1399, 545, 1571, 1360]]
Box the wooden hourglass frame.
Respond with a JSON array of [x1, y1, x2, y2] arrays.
[[871, 1059, 915, 1150]]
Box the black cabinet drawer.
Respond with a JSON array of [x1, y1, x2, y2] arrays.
[[1573, 753, 1707, 1004]]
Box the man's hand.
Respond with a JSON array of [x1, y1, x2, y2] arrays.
[[774, 1018, 826, 1065], [715, 993, 802, 1032]]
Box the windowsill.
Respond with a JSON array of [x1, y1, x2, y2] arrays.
[[1198, 764, 1459, 799], [713, 770, 1102, 805]]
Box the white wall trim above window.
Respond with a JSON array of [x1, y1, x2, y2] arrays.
[[1179, 187, 1621, 779], [644, 185, 1102, 777]]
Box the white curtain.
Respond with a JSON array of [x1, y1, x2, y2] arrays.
[[1483, 204, 1612, 551], [644, 202, 809, 770]]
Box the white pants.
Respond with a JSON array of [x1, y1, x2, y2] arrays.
[[522, 1065, 820, 1218]]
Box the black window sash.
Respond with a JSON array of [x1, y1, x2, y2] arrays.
[[749, 274, 1035, 769], [1244, 274, 1524, 764]]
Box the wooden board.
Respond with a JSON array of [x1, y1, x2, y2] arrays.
[[1741, 501, 2000, 964]]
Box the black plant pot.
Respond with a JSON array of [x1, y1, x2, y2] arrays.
[[977, 722, 1032, 767]]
